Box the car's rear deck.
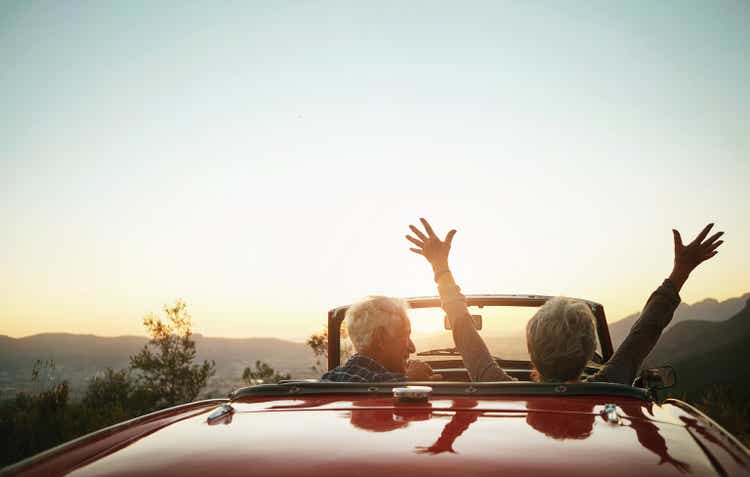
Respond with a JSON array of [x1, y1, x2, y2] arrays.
[[6, 382, 749, 477]]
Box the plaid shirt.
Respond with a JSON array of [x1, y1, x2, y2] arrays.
[[321, 354, 407, 383]]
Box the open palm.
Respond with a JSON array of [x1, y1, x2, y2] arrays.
[[406, 218, 456, 271]]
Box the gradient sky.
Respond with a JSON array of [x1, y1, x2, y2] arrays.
[[1, 1, 748, 341]]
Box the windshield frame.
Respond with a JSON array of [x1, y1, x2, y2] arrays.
[[327, 294, 614, 370]]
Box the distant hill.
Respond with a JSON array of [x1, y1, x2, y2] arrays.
[[0, 334, 316, 400], [3, 292, 748, 401], [642, 297, 750, 400], [607, 292, 750, 400], [609, 292, 750, 349]]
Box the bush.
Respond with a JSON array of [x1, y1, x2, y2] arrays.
[[0, 365, 72, 467], [242, 361, 290, 385], [694, 384, 750, 446]]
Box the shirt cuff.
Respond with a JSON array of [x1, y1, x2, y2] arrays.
[[438, 283, 465, 306], [658, 278, 682, 306]]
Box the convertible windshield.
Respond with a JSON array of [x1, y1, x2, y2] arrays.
[[341, 303, 604, 365]]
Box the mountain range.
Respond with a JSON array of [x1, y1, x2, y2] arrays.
[[0, 334, 316, 399], [607, 292, 750, 400], [1, 291, 748, 401], [640, 295, 750, 400], [609, 292, 750, 348]]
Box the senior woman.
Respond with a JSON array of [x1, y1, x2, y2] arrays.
[[406, 218, 724, 384]]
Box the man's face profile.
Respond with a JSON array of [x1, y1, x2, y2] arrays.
[[373, 315, 415, 374]]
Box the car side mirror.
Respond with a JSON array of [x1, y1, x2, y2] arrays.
[[634, 366, 676, 390], [444, 314, 482, 330]]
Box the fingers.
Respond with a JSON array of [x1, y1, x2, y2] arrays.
[[405, 235, 424, 248], [700, 250, 719, 263], [409, 224, 427, 241], [672, 229, 683, 251], [419, 218, 437, 238], [690, 223, 714, 246], [705, 240, 723, 253], [703, 231, 724, 246], [409, 248, 424, 256], [430, 373, 443, 381], [445, 229, 456, 247]]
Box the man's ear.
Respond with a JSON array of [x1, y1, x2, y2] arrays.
[[371, 327, 386, 351]]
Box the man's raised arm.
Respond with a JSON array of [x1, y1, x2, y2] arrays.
[[406, 218, 513, 382]]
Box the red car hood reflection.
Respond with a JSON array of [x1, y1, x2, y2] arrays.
[[16, 396, 748, 476]]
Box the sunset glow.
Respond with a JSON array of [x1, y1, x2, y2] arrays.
[[1, 1, 748, 341]]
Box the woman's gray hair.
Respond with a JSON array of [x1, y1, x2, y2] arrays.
[[526, 296, 596, 382], [345, 296, 409, 352]]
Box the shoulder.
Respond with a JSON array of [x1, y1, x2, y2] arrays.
[[321, 366, 369, 382]]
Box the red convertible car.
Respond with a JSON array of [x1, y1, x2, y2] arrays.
[[3, 295, 749, 476]]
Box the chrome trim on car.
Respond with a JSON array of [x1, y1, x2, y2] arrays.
[[393, 386, 433, 402], [207, 404, 235, 423]]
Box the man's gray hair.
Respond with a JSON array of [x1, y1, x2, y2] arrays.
[[526, 296, 596, 382], [345, 296, 409, 352]]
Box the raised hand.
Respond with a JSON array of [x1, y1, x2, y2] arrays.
[[406, 218, 456, 273], [670, 223, 724, 290]]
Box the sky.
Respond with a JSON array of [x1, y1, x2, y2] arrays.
[[1, 1, 748, 341]]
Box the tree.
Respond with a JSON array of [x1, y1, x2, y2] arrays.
[[0, 361, 72, 466], [1, 300, 219, 467], [241, 360, 291, 385], [697, 385, 749, 446], [307, 326, 353, 373], [83, 368, 132, 410], [129, 299, 215, 408], [81, 368, 142, 428]]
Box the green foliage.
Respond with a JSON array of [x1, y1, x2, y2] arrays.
[[129, 299, 216, 408], [0, 366, 73, 467], [1, 299, 218, 467], [307, 326, 353, 373], [84, 368, 133, 410], [81, 368, 143, 430], [694, 384, 750, 446], [242, 360, 290, 384]]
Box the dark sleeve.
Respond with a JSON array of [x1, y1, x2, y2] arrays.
[[438, 280, 514, 382], [370, 371, 407, 382], [592, 279, 681, 385], [320, 370, 364, 382]]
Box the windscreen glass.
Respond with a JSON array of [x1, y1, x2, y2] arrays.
[[341, 303, 603, 364]]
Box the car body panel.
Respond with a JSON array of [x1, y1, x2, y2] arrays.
[[1, 400, 226, 477], [666, 399, 750, 477], [8, 394, 749, 477]]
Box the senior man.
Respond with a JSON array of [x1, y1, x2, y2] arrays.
[[321, 295, 441, 382]]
